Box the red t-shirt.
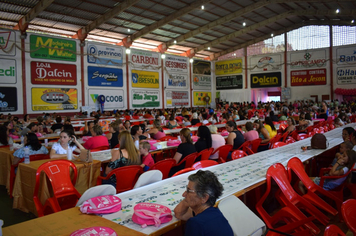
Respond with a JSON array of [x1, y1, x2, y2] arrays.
[[142, 153, 154, 168], [83, 135, 109, 149]]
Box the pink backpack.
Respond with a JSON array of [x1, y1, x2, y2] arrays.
[[80, 195, 122, 214], [70, 227, 117, 236], [132, 203, 172, 228], [167, 140, 181, 147]]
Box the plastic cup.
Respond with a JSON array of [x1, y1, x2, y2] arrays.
[[44, 139, 48, 147]]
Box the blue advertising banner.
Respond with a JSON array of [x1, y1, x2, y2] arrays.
[[87, 44, 123, 66], [88, 66, 123, 87]]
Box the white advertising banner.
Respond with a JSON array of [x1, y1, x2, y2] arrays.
[[336, 46, 356, 65], [132, 90, 160, 108], [0, 29, 16, 56], [130, 49, 160, 66], [87, 44, 123, 66], [88, 89, 124, 109], [0, 58, 16, 83], [336, 67, 356, 84], [164, 55, 188, 73], [290, 49, 327, 69], [192, 74, 211, 89], [249, 54, 282, 71], [166, 91, 189, 107]]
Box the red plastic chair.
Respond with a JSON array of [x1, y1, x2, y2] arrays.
[[175, 152, 198, 169], [10, 154, 50, 198], [279, 124, 287, 132], [285, 137, 296, 144], [280, 131, 290, 142], [148, 159, 176, 179], [272, 142, 287, 149], [33, 160, 81, 217], [97, 165, 143, 193], [193, 123, 202, 127], [172, 167, 195, 177], [231, 150, 248, 160], [256, 163, 322, 235], [324, 225, 346, 236], [211, 144, 233, 163], [159, 136, 177, 141], [0, 145, 10, 148], [90, 145, 110, 152], [113, 143, 120, 148], [297, 133, 309, 140], [197, 147, 214, 161], [250, 138, 262, 153], [192, 160, 218, 169], [341, 199, 356, 235], [287, 157, 339, 216]]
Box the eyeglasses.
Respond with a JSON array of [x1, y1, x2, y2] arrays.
[[186, 186, 196, 194]]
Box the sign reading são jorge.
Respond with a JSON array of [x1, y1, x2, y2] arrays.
[[31, 61, 77, 85], [132, 70, 159, 88], [0, 59, 16, 84], [87, 44, 123, 66], [250, 72, 281, 88], [132, 90, 160, 108], [30, 35, 76, 62], [32, 88, 78, 111], [88, 66, 123, 87], [89, 89, 124, 109]]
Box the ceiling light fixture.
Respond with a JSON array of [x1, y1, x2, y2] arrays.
[[190, 58, 194, 63], [242, 22, 246, 27], [125, 48, 131, 54], [271, 33, 274, 37], [352, 20, 355, 24], [208, 47, 210, 50], [161, 54, 166, 59], [174, 40, 177, 44], [336, 9, 339, 14], [201, 5, 204, 10], [128, 29, 131, 32]]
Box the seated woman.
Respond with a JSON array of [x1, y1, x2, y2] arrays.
[[139, 123, 150, 139], [195, 126, 212, 161], [220, 113, 230, 124], [167, 115, 179, 129], [131, 125, 148, 141], [83, 125, 109, 150], [190, 113, 201, 126], [105, 131, 141, 186], [50, 130, 84, 158], [208, 125, 225, 160], [284, 117, 296, 134], [264, 117, 277, 139], [169, 128, 197, 176], [13, 133, 49, 164], [0, 124, 13, 146], [174, 170, 233, 236], [254, 120, 270, 152], [124, 120, 131, 131], [243, 121, 259, 141], [225, 121, 245, 150], [232, 110, 240, 122], [148, 120, 166, 140], [83, 121, 94, 136], [106, 122, 121, 149]]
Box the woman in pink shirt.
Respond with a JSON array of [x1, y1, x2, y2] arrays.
[[243, 122, 259, 141], [83, 125, 109, 149]]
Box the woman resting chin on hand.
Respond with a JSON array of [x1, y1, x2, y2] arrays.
[[50, 130, 84, 159]]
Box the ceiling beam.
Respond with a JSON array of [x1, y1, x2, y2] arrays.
[[193, 9, 356, 53], [209, 20, 353, 60], [14, 0, 54, 32], [76, 0, 140, 41]]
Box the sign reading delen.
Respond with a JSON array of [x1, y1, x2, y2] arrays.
[[250, 72, 281, 88]]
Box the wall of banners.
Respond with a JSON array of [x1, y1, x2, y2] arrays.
[[335, 45, 356, 86]]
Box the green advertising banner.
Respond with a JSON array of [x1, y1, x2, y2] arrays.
[[132, 90, 160, 108], [30, 35, 77, 62]]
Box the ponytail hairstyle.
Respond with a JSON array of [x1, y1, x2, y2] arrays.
[[180, 128, 193, 144]]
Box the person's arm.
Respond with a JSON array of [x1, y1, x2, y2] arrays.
[[72, 136, 85, 150], [174, 199, 193, 221], [329, 162, 346, 176], [226, 132, 236, 146], [12, 156, 22, 165], [260, 128, 270, 143], [106, 132, 112, 140], [147, 128, 157, 135], [83, 121, 89, 135], [105, 149, 119, 175], [173, 152, 182, 164], [49, 148, 67, 159]]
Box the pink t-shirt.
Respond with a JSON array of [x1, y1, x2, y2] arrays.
[[142, 153, 154, 168], [243, 130, 259, 141], [83, 135, 109, 149], [210, 134, 226, 160], [152, 131, 166, 140]]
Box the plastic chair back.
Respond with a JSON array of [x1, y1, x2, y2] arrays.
[[159, 136, 177, 141], [172, 167, 195, 177], [148, 159, 176, 179], [192, 160, 218, 169], [134, 170, 162, 189], [231, 150, 248, 160], [341, 199, 356, 234], [250, 138, 262, 153], [324, 225, 346, 236], [197, 148, 214, 161], [176, 152, 198, 168], [297, 133, 309, 141], [272, 142, 287, 149], [91, 146, 110, 152], [211, 144, 233, 163], [76, 185, 116, 206], [114, 143, 120, 148], [219, 195, 266, 236]]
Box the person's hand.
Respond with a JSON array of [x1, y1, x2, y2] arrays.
[[71, 135, 78, 143]]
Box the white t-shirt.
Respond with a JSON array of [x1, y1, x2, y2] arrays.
[[51, 142, 77, 154]]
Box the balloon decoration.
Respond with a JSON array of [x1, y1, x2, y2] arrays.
[[335, 88, 356, 96], [98, 95, 105, 113]]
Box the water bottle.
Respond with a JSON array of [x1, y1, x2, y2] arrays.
[[135, 140, 139, 149], [67, 149, 73, 160], [24, 147, 30, 164], [20, 136, 24, 145], [9, 138, 14, 151]]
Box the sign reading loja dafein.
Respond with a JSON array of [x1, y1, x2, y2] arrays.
[[31, 61, 77, 85], [291, 69, 326, 86]]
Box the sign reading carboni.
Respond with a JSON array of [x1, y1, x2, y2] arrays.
[[215, 59, 242, 75], [31, 61, 77, 85], [30, 35, 76, 61], [291, 69, 326, 86], [130, 49, 159, 66], [32, 88, 77, 111], [250, 72, 281, 88], [131, 70, 159, 88], [132, 90, 160, 107]]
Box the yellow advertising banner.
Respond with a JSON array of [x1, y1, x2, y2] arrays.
[[193, 91, 211, 106], [131, 70, 159, 88], [215, 59, 243, 75], [32, 88, 78, 111]]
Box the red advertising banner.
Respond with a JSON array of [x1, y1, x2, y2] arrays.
[[31, 61, 77, 85], [290, 68, 326, 86]]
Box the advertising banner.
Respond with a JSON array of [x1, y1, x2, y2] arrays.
[[337, 67, 356, 84], [131, 70, 159, 88], [164, 55, 188, 73], [167, 74, 188, 88], [215, 59, 243, 75], [31, 88, 78, 111], [193, 75, 211, 89], [166, 91, 189, 107], [290, 50, 327, 69], [216, 75, 243, 90], [336, 46, 356, 65], [0, 30, 16, 56], [0, 59, 16, 83], [193, 60, 211, 75], [87, 44, 123, 66], [291, 69, 326, 86], [0, 87, 17, 112], [88, 66, 123, 87], [88, 89, 124, 109], [31, 61, 77, 85], [30, 35, 77, 62], [249, 54, 282, 71], [250, 72, 281, 88], [130, 49, 159, 66], [132, 90, 160, 108], [193, 91, 211, 106]]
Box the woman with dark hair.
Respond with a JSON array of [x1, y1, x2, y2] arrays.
[[13, 133, 49, 164], [131, 125, 147, 141], [269, 111, 279, 122], [139, 123, 150, 139], [243, 121, 259, 141], [284, 117, 296, 134], [0, 124, 13, 146], [50, 130, 84, 158], [195, 126, 212, 154], [148, 120, 166, 140], [106, 121, 121, 148], [254, 120, 270, 152], [264, 117, 277, 138], [22, 114, 31, 128], [167, 115, 178, 129], [225, 121, 244, 150], [83, 125, 109, 149]]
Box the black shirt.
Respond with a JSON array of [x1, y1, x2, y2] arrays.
[[51, 123, 63, 131], [232, 130, 245, 149]]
